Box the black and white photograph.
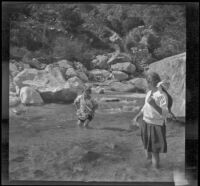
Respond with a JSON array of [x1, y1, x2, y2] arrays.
[[2, 2, 198, 185]]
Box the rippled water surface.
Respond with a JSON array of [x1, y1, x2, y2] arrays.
[[9, 92, 185, 182]]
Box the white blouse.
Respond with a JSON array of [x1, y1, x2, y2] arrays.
[[141, 90, 169, 125]]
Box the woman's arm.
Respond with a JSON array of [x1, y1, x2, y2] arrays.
[[133, 106, 144, 122]]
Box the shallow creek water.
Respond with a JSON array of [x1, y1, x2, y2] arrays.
[[9, 92, 185, 182]]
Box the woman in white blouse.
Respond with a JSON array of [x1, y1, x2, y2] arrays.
[[133, 72, 171, 169]]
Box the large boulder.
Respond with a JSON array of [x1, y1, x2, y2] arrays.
[[127, 78, 148, 92], [20, 86, 44, 105], [89, 69, 111, 81], [112, 71, 129, 81], [39, 85, 77, 104], [15, 67, 66, 88], [14, 67, 78, 103], [14, 68, 39, 88], [111, 62, 136, 74], [148, 52, 186, 117], [44, 66, 66, 84], [91, 55, 109, 69], [45, 63, 59, 72], [9, 60, 30, 76]]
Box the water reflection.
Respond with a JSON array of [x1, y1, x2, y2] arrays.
[[96, 97, 140, 114]]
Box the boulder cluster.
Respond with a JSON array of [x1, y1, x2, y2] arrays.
[[9, 52, 186, 117]]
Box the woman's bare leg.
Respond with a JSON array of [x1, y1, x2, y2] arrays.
[[77, 120, 83, 127], [152, 152, 160, 168], [145, 150, 152, 160], [83, 119, 90, 128]]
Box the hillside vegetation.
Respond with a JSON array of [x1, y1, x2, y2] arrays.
[[7, 3, 186, 71]]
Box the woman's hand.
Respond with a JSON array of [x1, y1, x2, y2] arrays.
[[129, 118, 139, 130], [132, 116, 139, 127], [167, 112, 176, 120]]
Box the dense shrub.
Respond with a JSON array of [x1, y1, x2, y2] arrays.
[[7, 3, 186, 70], [123, 27, 144, 52], [153, 36, 182, 60], [146, 33, 161, 54], [122, 17, 145, 35], [52, 37, 103, 69], [60, 7, 84, 33], [10, 46, 30, 60], [106, 18, 123, 36]]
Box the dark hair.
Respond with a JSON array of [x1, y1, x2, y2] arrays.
[[161, 86, 173, 111], [146, 72, 161, 87]]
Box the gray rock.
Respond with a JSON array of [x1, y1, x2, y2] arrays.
[[23, 57, 46, 70], [89, 69, 111, 81], [20, 86, 43, 105], [57, 59, 73, 69], [91, 55, 109, 69], [111, 62, 136, 74], [112, 71, 129, 81], [148, 52, 186, 117], [39, 85, 77, 104], [127, 78, 147, 92], [65, 67, 78, 79], [14, 68, 39, 88], [14, 67, 78, 103]]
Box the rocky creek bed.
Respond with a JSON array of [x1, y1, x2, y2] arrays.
[[9, 92, 185, 182]]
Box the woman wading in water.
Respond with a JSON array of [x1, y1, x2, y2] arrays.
[[132, 72, 174, 169]]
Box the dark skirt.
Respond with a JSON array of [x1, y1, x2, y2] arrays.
[[140, 119, 167, 153]]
